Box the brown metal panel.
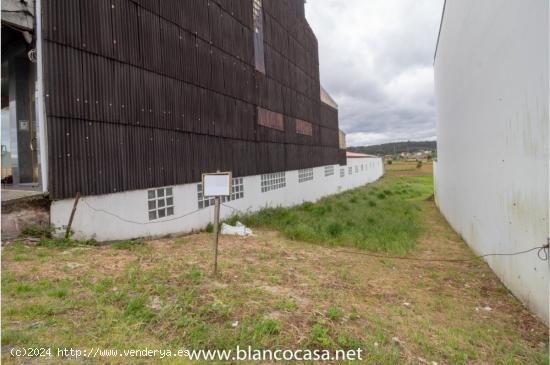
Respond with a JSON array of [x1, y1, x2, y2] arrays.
[[43, 0, 82, 47], [43, 0, 341, 199]]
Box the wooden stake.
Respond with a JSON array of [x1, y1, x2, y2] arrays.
[[65, 192, 81, 239], [212, 196, 221, 275]]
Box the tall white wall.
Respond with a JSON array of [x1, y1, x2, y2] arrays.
[[434, 0, 549, 323], [51, 157, 383, 242]]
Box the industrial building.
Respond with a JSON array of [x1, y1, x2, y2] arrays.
[[433, 0, 548, 323], [1, 0, 383, 240]]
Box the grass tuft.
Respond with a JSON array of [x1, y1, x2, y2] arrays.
[[112, 239, 144, 250], [308, 322, 334, 348], [327, 305, 343, 321]]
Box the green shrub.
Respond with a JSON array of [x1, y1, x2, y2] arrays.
[[327, 222, 344, 237], [205, 223, 213, 233], [21, 225, 55, 239]]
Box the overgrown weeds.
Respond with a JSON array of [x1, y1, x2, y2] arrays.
[[226, 175, 433, 254]]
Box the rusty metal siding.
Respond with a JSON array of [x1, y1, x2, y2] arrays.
[[43, 0, 340, 199]]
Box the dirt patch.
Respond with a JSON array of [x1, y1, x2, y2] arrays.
[[385, 162, 433, 176], [1, 205, 50, 241], [2, 246, 138, 280]]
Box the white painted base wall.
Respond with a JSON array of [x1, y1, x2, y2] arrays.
[[434, 0, 549, 323], [51, 157, 383, 242]]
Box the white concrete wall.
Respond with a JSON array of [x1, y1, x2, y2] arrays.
[[434, 0, 549, 323], [51, 157, 383, 242]]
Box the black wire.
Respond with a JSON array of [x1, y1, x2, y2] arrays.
[[335, 245, 549, 263], [82, 201, 549, 262], [81, 199, 203, 225], [221, 203, 249, 214], [538, 245, 549, 261], [221, 203, 549, 263]]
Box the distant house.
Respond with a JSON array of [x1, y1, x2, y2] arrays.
[[434, 0, 548, 323], [1, 0, 383, 240]]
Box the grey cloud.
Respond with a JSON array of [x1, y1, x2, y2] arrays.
[[305, 0, 444, 146]]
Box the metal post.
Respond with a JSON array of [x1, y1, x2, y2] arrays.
[[35, 0, 49, 193], [212, 196, 221, 275], [65, 192, 81, 239]]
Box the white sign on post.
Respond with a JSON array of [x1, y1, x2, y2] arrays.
[[203, 171, 232, 276], [202, 172, 232, 197]]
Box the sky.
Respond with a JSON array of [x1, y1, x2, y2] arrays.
[[305, 0, 445, 146]]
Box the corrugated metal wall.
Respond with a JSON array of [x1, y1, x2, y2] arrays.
[[42, 0, 340, 199]]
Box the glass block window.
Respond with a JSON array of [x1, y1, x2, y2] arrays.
[[261, 172, 286, 192], [355, 166, 359, 173], [348, 167, 353, 175], [231, 177, 244, 200], [298, 168, 314, 183], [361, 164, 364, 171], [148, 187, 174, 221], [324, 165, 334, 177], [340, 168, 345, 177], [197, 177, 244, 209]]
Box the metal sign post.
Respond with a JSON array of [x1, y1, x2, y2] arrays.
[[212, 196, 220, 275], [202, 171, 232, 275]]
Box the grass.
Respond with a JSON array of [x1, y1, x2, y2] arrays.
[[1, 166, 548, 364], [111, 239, 145, 250], [17, 226, 99, 249], [225, 175, 433, 254]]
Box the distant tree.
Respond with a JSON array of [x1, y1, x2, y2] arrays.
[[416, 161, 423, 169], [348, 141, 437, 156]]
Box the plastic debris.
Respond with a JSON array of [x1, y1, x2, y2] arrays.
[[221, 221, 253, 236]]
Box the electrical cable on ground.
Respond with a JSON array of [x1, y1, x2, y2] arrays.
[[78, 200, 549, 262], [220, 203, 550, 263], [334, 245, 549, 263]]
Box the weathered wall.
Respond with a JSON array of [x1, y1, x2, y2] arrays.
[[2, 0, 35, 30], [434, 0, 549, 323], [50, 157, 384, 241], [42, 0, 341, 200]]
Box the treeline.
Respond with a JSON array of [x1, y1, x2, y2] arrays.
[[348, 141, 437, 156]]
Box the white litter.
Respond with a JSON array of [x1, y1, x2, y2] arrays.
[[221, 221, 253, 236]]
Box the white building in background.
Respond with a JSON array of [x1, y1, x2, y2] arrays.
[[433, 0, 548, 323]]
